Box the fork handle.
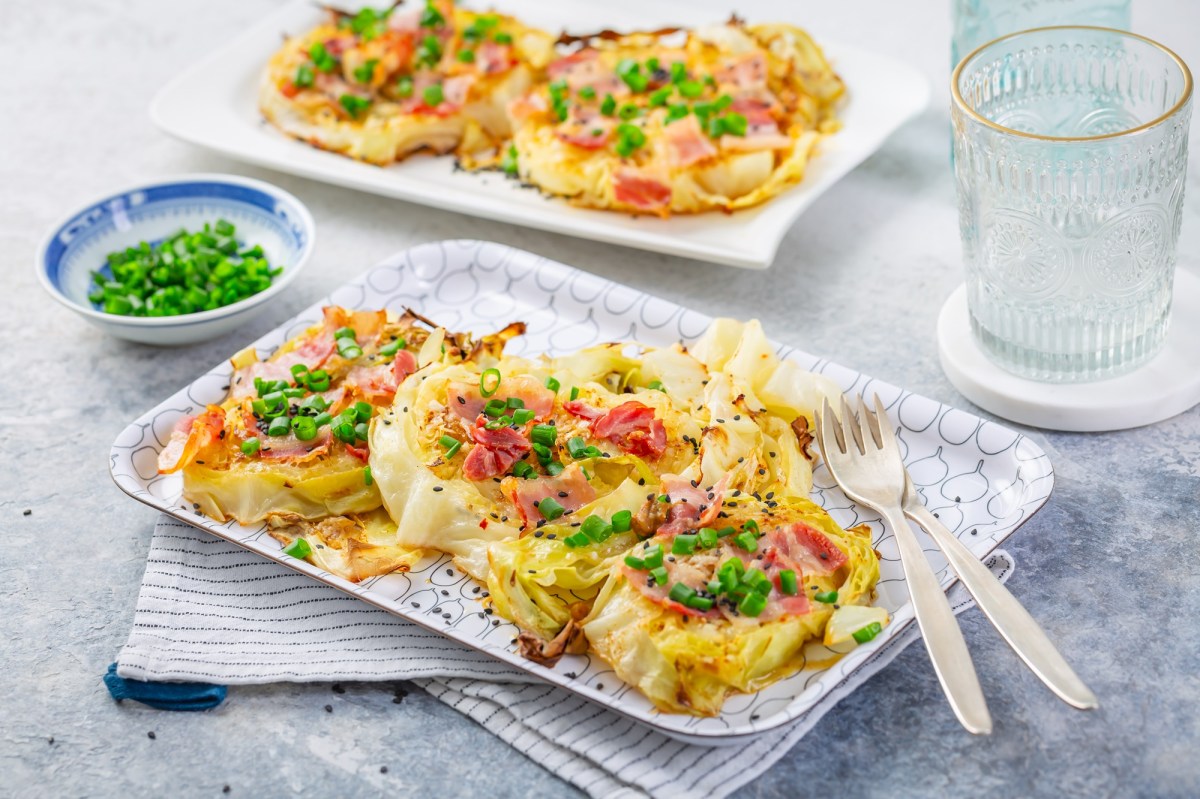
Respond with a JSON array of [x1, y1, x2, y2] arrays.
[[905, 503, 1099, 711], [879, 504, 993, 734]]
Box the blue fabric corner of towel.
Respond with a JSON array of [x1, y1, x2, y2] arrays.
[[103, 663, 227, 711]]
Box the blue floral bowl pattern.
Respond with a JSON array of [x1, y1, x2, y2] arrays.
[[38, 174, 315, 345]]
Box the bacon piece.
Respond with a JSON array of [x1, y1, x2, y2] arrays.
[[157, 409, 225, 474], [462, 418, 532, 481], [259, 428, 333, 463], [448, 375, 555, 421], [766, 522, 848, 576], [442, 74, 477, 106], [562, 399, 604, 421], [345, 442, 369, 463], [663, 114, 717, 168], [547, 49, 626, 95], [343, 364, 398, 403], [280, 81, 301, 99], [502, 463, 596, 527], [613, 168, 672, 214], [392, 349, 418, 382], [622, 558, 722, 620], [476, 41, 515, 75], [714, 52, 768, 89], [556, 119, 613, 149], [593, 401, 666, 458], [656, 474, 726, 537]]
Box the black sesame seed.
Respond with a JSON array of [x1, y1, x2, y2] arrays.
[[23, 509, 32, 516], [324, 704, 333, 713], [332, 684, 345, 694], [380, 766, 389, 774], [147, 731, 156, 740], [432, 486, 443, 492]]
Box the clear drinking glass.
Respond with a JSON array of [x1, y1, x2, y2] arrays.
[[951, 27, 1193, 382]]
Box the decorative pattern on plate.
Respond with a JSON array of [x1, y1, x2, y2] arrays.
[[110, 240, 1054, 742]]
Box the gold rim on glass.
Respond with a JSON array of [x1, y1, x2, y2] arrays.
[[951, 25, 1194, 142]]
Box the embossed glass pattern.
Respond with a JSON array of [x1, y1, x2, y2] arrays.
[[952, 27, 1193, 382]]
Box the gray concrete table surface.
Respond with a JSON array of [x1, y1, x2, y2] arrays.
[[3, 0, 1198, 796]]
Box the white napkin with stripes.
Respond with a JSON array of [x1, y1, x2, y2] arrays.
[[117, 517, 1015, 799]]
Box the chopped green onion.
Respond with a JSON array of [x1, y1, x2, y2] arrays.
[[353, 58, 379, 84], [671, 534, 698, 555], [501, 144, 519, 176], [483, 398, 508, 417], [733, 531, 757, 552], [599, 94, 616, 116], [707, 580, 723, 595], [569, 386, 580, 401], [268, 416, 291, 437], [313, 412, 333, 428], [379, 338, 405, 356], [564, 532, 591, 547], [648, 86, 672, 107], [697, 527, 718, 549], [668, 583, 695, 604], [646, 380, 664, 392], [339, 94, 372, 119], [440, 434, 463, 458], [282, 537, 312, 559], [722, 111, 748, 136], [241, 437, 260, 456], [420, 0, 444, 28], [615, 58, 648, 92], [852, 622, 884, 644], [480, 367, 502, 397], [678, 79, 703, 98], [669, 61, 687, 84], [493, 31, 512, 44], [657, 494, 669, 503], [306, 370, 330, 392], [396, 75, 414, 98], [536, 496, 565, 520], [290, 363, 309, 378], [364, 466, 374, 485], [565, 435, 595, 458], [738, 591, 767, 617], [545, 375, 561, 392], [511, 408, 536, 426], [354, 422, 368, 440], [611, 510, 632, 533], [642, 544, 663, 569], [717, 526, 736, 537], [292, 415, 318, 441], [578, 86, 596, 100], [354, 401, 372, 422], [456, 48, 475, 63], [743, 519, 760, 535], [511, 461, 535, 479], [665, 104, 689, 123], [649, 565, 668, 586], [531, 424, 557, 447], [544, 461, 565, 476], [624, 554, 646, 569], [423, 83, 444, 106], [618, 103, 641, 121], [531, 442, 553, 464], [614, 122, 646, 157], [505, 397, 525, 409], [781, 570, 800, 596], [416, 34, 442, 67], [337, 338, 363, 360], [814, 589, 838, 604], [310, 42, 336, 72], [294, 64, 314, 88], [745, 569, 772, 595], [580, 515, 613, 543], [684, 594, 714, 611]]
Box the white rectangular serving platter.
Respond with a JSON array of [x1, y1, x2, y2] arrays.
[[150, 0, 930, 269], [110, 240, 1053, 744]]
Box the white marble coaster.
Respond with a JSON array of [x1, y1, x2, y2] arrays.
[[937, 268, 1200, 432]]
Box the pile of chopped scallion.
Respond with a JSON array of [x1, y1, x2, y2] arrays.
[[88, 219, 281, 317]]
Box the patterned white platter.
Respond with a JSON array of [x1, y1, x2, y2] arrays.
[[149, 0, 930, 269], [110, 240, 1053, 743]]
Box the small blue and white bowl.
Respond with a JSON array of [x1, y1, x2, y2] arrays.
[[38, 174, 315, 345]]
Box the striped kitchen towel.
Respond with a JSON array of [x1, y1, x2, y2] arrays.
[[117, 517, 1015, 799]]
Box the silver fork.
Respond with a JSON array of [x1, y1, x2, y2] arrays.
[[897, 450, 1098, 710], [817, 395, 993, 735]]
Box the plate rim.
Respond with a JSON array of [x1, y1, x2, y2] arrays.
[[109, 238, 1054, 743], [147, 0, 932, 269]]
